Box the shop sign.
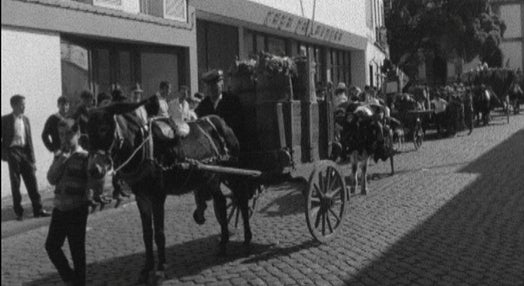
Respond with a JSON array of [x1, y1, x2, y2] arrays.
[[263, 11, 344, 43]]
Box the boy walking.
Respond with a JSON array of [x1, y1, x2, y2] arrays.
[[45, 118, 91, 286]]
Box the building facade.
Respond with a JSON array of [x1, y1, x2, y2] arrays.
[[492, 0, 524, 71], [1, 0, 388, 197]]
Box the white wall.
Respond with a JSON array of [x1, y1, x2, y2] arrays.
[[500, 41, 523, 70], [248, 0, 369, 38], [500, 4, 522, 38], [1, 26, 61, 198]]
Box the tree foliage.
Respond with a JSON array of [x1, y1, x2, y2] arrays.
[[386, 0, 506, 76]]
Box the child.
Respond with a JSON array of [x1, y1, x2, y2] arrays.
[[45, 118, 91, 286]]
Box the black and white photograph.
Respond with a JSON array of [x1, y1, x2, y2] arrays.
[[1, 0, 523, 285]]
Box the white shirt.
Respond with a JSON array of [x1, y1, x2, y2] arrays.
[[432, 98, 447, 114], [156, 94, 170, 118], [10, 114, 26, 147], [168, 98, 191, 122]]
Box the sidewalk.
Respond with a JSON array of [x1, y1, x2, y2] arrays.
[[1, 179, 134, 239]]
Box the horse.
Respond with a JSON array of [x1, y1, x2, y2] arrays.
[[473, 86, 493, 126], [85, 101, 255, 284], [338, 101, 393, 195]]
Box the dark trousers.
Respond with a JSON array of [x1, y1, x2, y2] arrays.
[[7, 147, 42, 216], [45, 206, 89, 286]]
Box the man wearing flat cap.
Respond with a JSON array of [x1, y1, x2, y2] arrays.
[[193, 69, 243, 225], [195, 69, 243, 134]]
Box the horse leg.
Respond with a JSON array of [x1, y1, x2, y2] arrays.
[[192, 187, 209, 225], [350, 152, 358, 194], [151, 193, 167, 284], [238, 185, 252, 247], [135, 192, 155, 284], [211, 184, 229, 256], [361, 155, 369, 195]]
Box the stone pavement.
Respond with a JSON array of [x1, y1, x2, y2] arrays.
[[2, 113, 524, 286]]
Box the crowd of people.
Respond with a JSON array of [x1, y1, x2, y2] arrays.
[[1, 68, 240, 285]]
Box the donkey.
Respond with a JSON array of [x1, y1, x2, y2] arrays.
[[86, 101, 254, 284], [338, 102, 393, 195]]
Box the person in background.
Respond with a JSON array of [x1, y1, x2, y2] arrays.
[[73, 90, 94, 149], [464, 87, 474, 135], [97, 92, 112, 107], [42, 96, 70, 155], [130, 83, 148, 126], [187, 92, 203, 121], [431, 93, 448, 137], [333, 82, 348, 108], [156, 81, 171, 118], [168, 85, 192, 122], [109, 88, 132, 203], [2, 95, 50, 221], [45, 118, 94, 286]]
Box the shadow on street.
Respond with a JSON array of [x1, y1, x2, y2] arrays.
[[344, 130, 524, 285]]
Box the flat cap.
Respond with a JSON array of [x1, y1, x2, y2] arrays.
[[202, 69, 223, 83]]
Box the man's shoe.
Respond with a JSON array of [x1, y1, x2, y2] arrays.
[[34, 210, 51, 218], [16, 214, 24, 221]]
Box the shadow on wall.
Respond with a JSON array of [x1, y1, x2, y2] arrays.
[[345, 130, 524, 285]]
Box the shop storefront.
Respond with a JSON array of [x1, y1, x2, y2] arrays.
[[1, 0, 196, 197], [191, 0, 369, 90]]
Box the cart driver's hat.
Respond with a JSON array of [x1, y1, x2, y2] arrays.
[[202, 69, 224, 83]]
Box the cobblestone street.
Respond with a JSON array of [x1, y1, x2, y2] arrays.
[[2, 113, 524, 286]]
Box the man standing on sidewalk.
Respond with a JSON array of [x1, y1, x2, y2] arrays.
[[42, 96, 70, 154], [1, 95, 50, 220]]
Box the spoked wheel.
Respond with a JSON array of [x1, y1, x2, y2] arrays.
[[305, 160, 347, 243], [413, 120, 424, 150], [225, 184, 264, 229]]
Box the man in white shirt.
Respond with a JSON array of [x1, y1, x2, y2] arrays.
[[168, 85, 192, 122], [431, 94, 448, 136]]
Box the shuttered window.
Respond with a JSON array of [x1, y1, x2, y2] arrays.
[[164, 0, 187, 22]]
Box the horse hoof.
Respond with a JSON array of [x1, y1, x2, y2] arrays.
[[192, 210, 206, 225], [350, 187, 356, 194], [360, 188, 368, 195], [244, 233, 252, 246]]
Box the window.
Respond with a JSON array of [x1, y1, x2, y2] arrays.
[[329, 48, 351, 86], [61, 37, 186, 106], [197, 20, 239, 88], [61, 40, 91, 111]]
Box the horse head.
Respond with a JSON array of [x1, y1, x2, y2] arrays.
[[86, 100, 149, 180]]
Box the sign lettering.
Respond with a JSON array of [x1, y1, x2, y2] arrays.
[[263, 11, 344, 43]]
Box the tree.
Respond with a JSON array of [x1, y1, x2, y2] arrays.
[[385, 0, 506, 79]]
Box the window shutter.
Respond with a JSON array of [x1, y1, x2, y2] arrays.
[[93, 0, 122, 9], [163, 0, 187, 22]]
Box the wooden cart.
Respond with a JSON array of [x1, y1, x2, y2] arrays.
[[223, 52, 348, 243]]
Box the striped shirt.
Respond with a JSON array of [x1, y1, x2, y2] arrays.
[[47, 148, 90, 211]]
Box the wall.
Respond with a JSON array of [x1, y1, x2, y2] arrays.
[[500, 41, 523, 70], [247, 0, 368, 38], [1, 26, 61, 198]]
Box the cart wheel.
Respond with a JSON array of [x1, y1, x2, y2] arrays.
[[305, 160, 347, 243], [225, 184, 264, 229]]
